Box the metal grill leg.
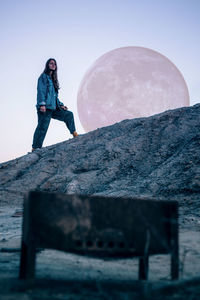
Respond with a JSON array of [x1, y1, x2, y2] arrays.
[[139, 256, 149, 280], [170, 204, 179, 280], [19, 241, 36, 280]]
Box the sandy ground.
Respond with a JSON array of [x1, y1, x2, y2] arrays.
[[0, 205, 200, 299]]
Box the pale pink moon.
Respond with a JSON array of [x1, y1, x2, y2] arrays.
[[77, 47, 190, 132]]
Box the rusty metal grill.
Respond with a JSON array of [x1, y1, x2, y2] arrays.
[[19, 191, 179, 280]]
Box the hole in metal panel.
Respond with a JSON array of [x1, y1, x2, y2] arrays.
[[108, 241, 114, 248], [86, 240, 93, 247], [118, 242, 125, 248], [75, 240, 83, 247], [97, 241, 104, 248]]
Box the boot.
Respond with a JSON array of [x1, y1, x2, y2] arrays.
[[72, 131, 78, 138]]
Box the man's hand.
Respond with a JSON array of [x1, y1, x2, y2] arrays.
[[40, 105, 46, 112], [60, 105, 68, 110]]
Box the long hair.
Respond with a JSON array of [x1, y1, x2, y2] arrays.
[[43, 58, 60, 92]]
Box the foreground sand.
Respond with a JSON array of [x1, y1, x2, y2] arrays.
[[0, 205, 200, 299]]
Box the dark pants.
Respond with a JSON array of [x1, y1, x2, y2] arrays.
[[32, 109, 76, 149]]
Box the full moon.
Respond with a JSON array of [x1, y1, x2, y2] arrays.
[[77, 47, 189, 132]]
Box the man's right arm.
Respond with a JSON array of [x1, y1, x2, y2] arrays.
[[37, 74, 47, 108]]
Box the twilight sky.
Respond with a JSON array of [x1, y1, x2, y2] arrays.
[[0, 0, 200, 163]]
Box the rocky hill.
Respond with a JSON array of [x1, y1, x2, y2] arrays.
[[1, 104, 200, 299], [0, 104, 200, 212]]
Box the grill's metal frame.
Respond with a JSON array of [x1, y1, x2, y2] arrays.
[[19, 191, 179, 280]]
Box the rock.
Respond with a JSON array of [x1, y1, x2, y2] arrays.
[[12, 211, 23, 218], [0, 104, 200, 211]]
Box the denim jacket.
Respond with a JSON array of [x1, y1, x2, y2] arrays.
[[36, 73, 64, 110]]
